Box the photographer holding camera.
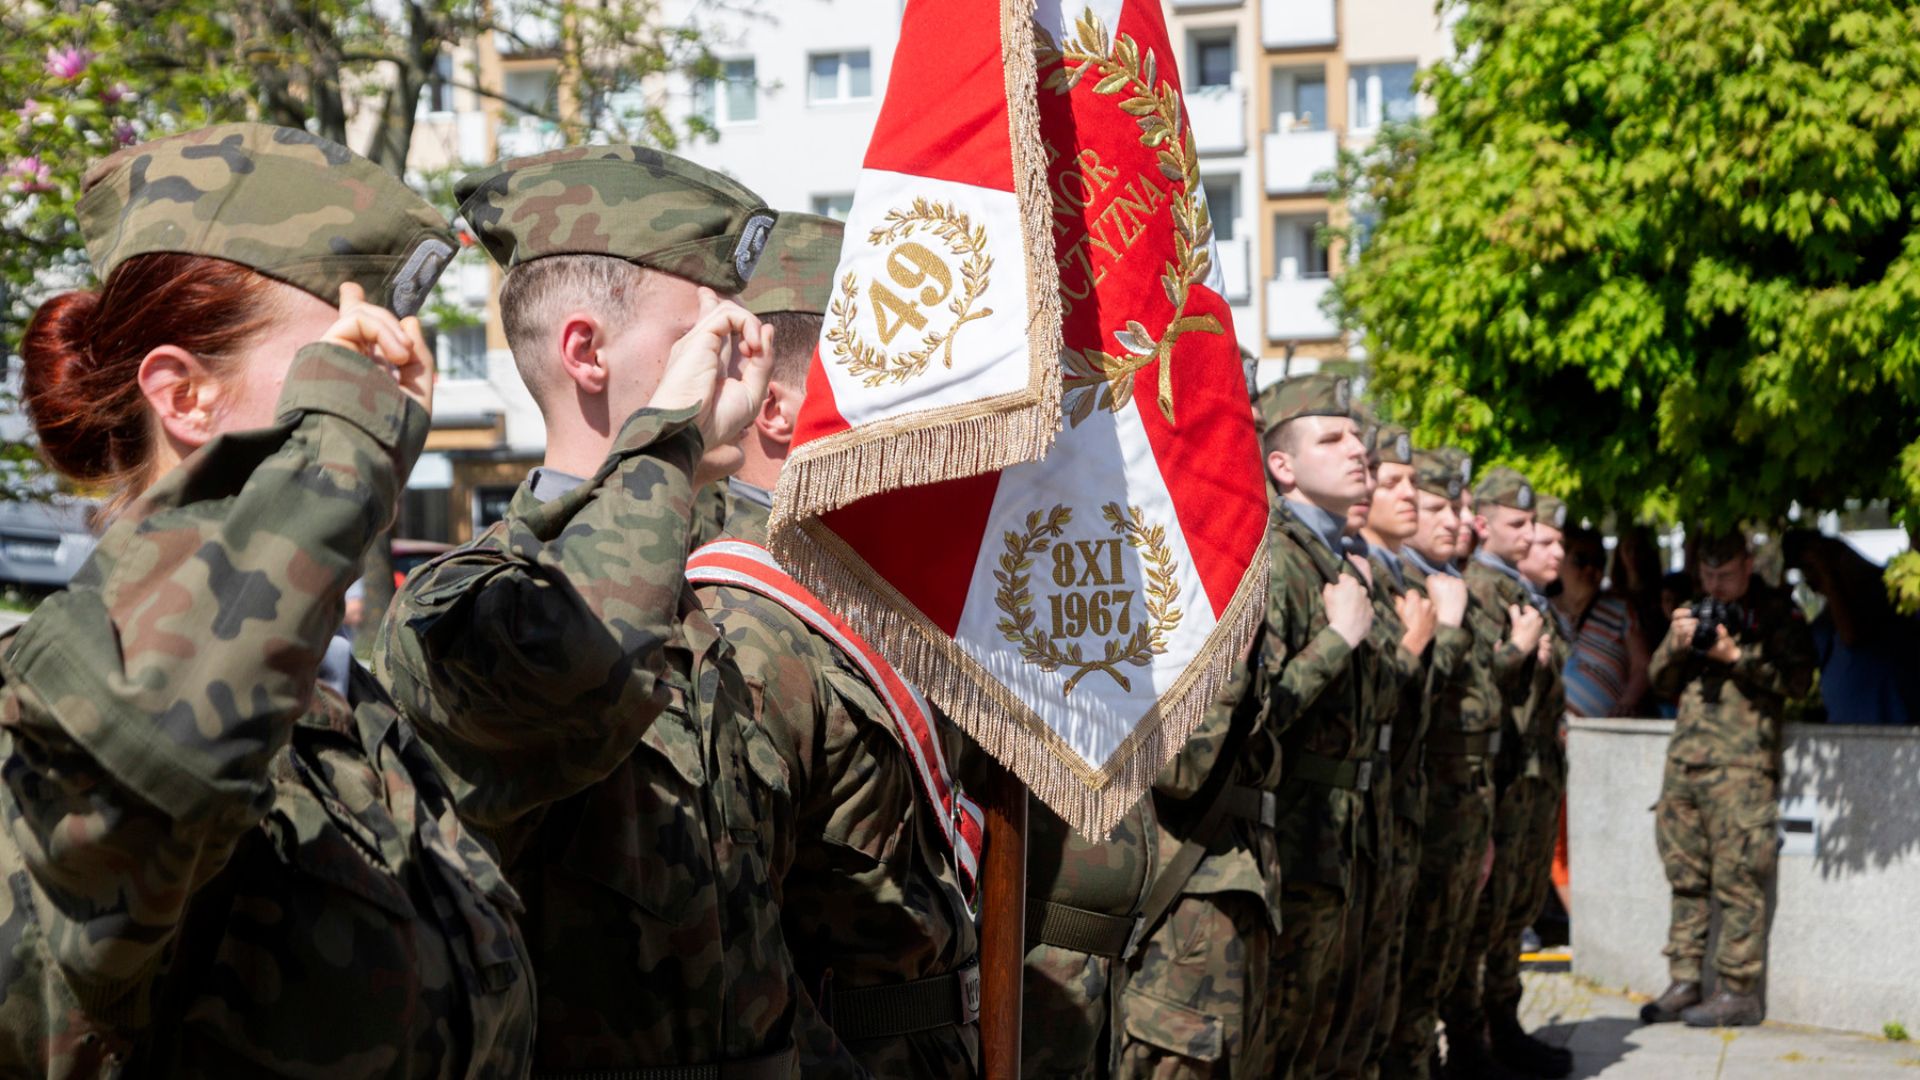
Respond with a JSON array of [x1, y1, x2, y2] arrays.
[[1639, 532, 1814, 1029]]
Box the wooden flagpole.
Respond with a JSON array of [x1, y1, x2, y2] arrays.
[[979, 755, 1028, 1079]]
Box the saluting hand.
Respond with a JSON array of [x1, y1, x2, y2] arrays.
[[1325, 576, 1374, 648], [1426, 574, 1468, 628], [1396, 590, 1437, 658], [323, 282, 436, 416], [650, 288, 775, 485]]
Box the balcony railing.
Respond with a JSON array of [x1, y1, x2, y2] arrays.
[[1213, 236, 1251, 303], [1264, 120, 1337, 194], [1185, 85, 1247, 155], [1265, 260, 1337, 342], [1262, 0, 1337, 49]]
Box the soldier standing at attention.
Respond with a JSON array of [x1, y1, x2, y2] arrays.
[[1385, 453, 1536, 1080], [1443, 466, 1550, 1079], [686, 212, 984, 1077], [1639, 532, 1813, 1028], [3, 123, 534, 1076], [377, 146, 833, 1076], [1254, 374, 1377, 1080], [1456, 494, 1573, 1078]]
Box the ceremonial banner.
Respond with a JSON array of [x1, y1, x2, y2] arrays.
[[770, 0, 1269, 838]]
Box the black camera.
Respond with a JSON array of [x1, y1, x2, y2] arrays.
[[1689, 598, 1739, 655]]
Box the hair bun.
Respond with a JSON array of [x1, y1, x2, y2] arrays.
[[21, 289, 121, 483]]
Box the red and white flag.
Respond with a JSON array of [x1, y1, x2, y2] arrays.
[[770, 0, 1269, 838]]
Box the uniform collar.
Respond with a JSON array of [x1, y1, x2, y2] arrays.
[[1374, 545, 1408, 589], [527, 464, 588, 502], [1404, 545, 1460, 579], [1281, 495, 1349, 560]]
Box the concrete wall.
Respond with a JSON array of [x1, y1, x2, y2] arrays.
[[1568, 718, 1920, 1034]]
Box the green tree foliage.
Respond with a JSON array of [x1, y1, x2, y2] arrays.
[[1334, 0, 1920, 606]]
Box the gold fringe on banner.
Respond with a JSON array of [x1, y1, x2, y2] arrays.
[[771, 518, 1272, 841], [769, 0, 1063, 533]]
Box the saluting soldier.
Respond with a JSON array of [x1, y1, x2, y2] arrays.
[[1250, 374, 1378, 1079], [376, 146, 832, 1076], [686, 213, 984, 1077], [1440, 466, 1550, 1079], [3, 124, 534, 1076], [1382, 451, 1516, 1080]]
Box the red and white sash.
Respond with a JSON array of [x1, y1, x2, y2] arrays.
[[688, 540, 985, 895]]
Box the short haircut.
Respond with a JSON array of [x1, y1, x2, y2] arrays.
[[498, 253, 651, 398], [761, 310, 823, 389], [1262, 417, 1303, 458]]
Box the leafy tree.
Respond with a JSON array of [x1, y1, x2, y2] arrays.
[[1334, 0, 1920, 607]]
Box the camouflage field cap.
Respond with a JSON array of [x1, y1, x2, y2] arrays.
[[739, 213, 843, 317], [1413, 449, 1463, 499], [1535, 495, 1569, 531], [1475, 465, 1536, 512], [456, 145, 776, 292], [1372, 422, 1414, 466], [76, 123, 456, 317], [1259, 372, 1353, 436]]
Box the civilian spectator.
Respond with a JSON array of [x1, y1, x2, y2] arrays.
[[1786, 530, 1920, 726], [1557, 526, 1653, 719]]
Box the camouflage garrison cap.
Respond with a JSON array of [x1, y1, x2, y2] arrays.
[[738, 212, 843, 316], [456, 145, 775, 292], [1259, 372, 1353, 436], [1535, 495, 1569, 531], [1413, 449, 1463, 499], [76, 123, 455, 316], [1475, 466, 1536, 512], [1371, 422, 1413, 466]]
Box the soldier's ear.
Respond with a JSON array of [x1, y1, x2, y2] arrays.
[[754, 379, 802, 447], [137, 345, 221, 453], [556, 312, 609, 396], [1265, 447, 1295, 490]]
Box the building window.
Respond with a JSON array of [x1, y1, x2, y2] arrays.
[[808, 51, 873, 104], [1201, 177, 1239, 240], [811, 193, 854, 220], [1271, 66, 1327, 132], [503, 68, 555, 120], [400, 487, 453, 544], [1350, 62, 1418, 130], [1273, 214, 1330, 280], [431, 324, 488, 382], [1191, 33, 1235, 89], [424, 52, 455, 114], [695, 58, 757, 124], [473, 486, 516, 533]]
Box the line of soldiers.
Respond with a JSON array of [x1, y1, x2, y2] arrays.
[[0, 119, 1591, 1079]]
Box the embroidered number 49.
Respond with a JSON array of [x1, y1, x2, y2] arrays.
[[868, 241, 952, 345]]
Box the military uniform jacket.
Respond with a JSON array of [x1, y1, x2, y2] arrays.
[[1418, 558, 1504, 783], [1356, 553, 1419, 858], [1383, 558, 1471, 826], [1648, 583, 1814, 771], [1266, 505, 1372, 895], [696, 498, 979, 1078], [0, 344, 533, 1078], [1465, 557, 1557, 781], [378, 407, 812, 1073]]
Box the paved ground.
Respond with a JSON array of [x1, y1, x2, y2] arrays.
[[1518, 965, 1919, 1077]]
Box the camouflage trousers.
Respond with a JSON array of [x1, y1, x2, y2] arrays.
[[1381, 764, 1495, 1080], [1654, 762, 1779, 992], [1360, 810, 1425, 1079], [1024, 943, 1120, 1078], [1314, 787, 1396, 1079], [1116, 891, 1280, 1078], [1266, 879, 1347, 1079], [1443, 771, 1562, 1035]]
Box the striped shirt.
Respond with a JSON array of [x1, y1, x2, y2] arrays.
[[1564, 595, 1635, 718]]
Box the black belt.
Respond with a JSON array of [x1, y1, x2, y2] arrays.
[[1221, 784, 1277, 827], [533, 1048, 795, 1080], [1287, 751, 1374, 791], [1027, 898, 1142, 958], [1428, 729, 1502, 757], [829, 965, 981, 1042]]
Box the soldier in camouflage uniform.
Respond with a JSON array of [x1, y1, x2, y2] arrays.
[[1453, 490, 1572, 1078], [376, 146, 836, 1076], [1, 123, 533, 1077], [689, 212, 983, 1077], [1439, 467, 1550, 1079], [1640, 532, 1813, 1029], [1245, 374, 1379, 1079], [1383, 454, 1532, 1080]]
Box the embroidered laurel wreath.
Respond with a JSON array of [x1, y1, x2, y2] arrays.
[[995, 502, 1184, 695], [1038, 11, 1224, 426], [827, 198, 996, 387]]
